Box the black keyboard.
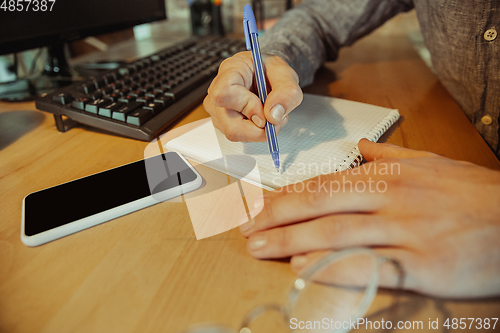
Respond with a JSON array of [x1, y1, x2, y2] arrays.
[[35, 36, 246, 141]]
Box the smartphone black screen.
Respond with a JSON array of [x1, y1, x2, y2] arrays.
[[24, 153, 197, 236]]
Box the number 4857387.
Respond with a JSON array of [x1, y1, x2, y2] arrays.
[[0, 0, 56, 11], [443, 318, 498, 330]]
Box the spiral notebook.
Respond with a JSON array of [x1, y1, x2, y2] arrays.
[[165, 93, 399, 191]]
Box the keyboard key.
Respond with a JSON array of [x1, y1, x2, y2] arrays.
[[154, 95, 174, 108], [125, 65, 136, 74], [154, 86, 168, 94], [230, 45, 241, 53], [109, 82, 122, 90], [164, 72, 210, 100], [103, 92, 122, 102], [119, 67, 131, 76], [90, 91, 103, 100], [182, 72, 193, 80], [119, 88, 130, 95], [111, 102, 143, 121], [104, 74, 115, 85], [71, 97, 90, 110], [143, 102, 166, 115], [126, 109, 153, 126], [52, 92, 73, 105], [76, 82, 96, 94], [139, 85, 154, 93], [98, 102, 124, 117], [203, 63, 220, 76], [118, 95, 137, 103], [102, 86, 114, 94], [162, 81, 177, 90], [129, 90, 144, 98], [93, 79, 106, 89], [121, 77, 131, 85], [110, 71, 123, 80], [145, 91, 162, 99], [85, 99, 110, 114], [136, 96, 154, 104]]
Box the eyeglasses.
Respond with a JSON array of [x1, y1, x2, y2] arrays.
[[180, 248, 403, 333]]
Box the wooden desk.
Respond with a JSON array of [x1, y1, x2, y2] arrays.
[[1, 31, 499, 333]]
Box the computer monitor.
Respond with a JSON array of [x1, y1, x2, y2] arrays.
[[0, 0, 166, 55], [0, 0, 166, 100]]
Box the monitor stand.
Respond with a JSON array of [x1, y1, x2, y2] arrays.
[[0, 43, 75, 102]]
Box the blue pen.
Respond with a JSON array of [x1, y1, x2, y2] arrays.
[[243, 4, 280, 173]]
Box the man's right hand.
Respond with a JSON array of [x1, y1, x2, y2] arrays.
[[204, 51, 303, 142]]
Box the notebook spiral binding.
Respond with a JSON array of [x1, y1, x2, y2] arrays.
[[337, 110, 400, 171]]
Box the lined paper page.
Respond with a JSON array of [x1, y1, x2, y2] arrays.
[[166, 94, 399, 190]]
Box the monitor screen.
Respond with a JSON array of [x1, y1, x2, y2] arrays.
[[0, 0, 166, 55]]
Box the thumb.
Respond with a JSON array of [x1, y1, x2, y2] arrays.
[[359, 138, 436, 161], [262, 55, 303, 125]]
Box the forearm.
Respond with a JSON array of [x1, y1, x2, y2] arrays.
[[260, 0, 414, 87]]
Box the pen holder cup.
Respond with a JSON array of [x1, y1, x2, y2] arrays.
[[190, 1, 225, 37]]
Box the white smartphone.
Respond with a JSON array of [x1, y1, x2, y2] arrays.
[[21, 152, 203, 246]]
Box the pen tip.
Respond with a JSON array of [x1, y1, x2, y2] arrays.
[[276, 167, 280, 173]]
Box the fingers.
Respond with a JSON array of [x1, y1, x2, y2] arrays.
[[358, 138, 436, 161], [244, 213, 405, 259], [216, 51, 255, 89], [205, 52, 268, 142], [205, 105, 289, 142], [209, 67, 265, 125], [214, 105, 267, 142], [263, 55, 303, 125], [240, 175, 387, 237], [204, 51, 300, 142]]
